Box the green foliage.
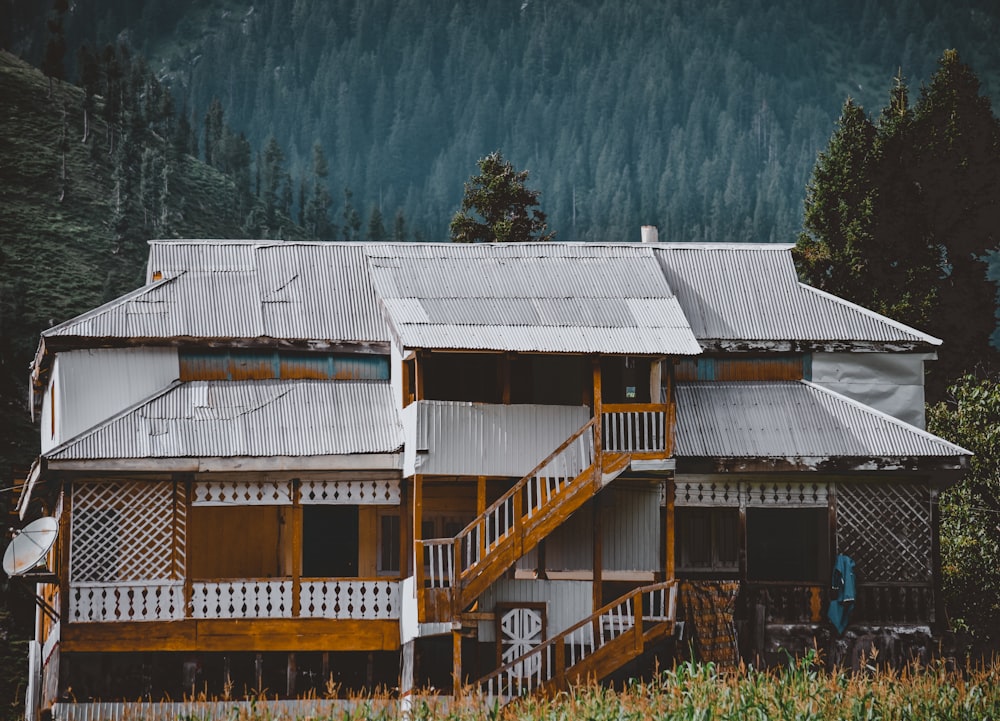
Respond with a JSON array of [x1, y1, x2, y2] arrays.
[[450, 151, 553, 244], [795, 51, 1000, 399], [15, 0, 998, 244], [927, 374, 1000, 650]]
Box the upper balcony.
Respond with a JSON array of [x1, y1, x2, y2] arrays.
[[399, 352, 675, 478]]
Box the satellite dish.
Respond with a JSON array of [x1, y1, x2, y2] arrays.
[[3, 517, 58, 577]]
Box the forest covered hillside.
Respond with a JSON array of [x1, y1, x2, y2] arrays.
[[5, 0, 1000, 244], [0, 50, 309, 482]]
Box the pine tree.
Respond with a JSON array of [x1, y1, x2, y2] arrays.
[[366, 206, 387, 241], [450, 151, 554, 243]]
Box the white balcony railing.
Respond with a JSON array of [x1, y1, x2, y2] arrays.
[[69, 579, 401, 622], [69, 581, 185, 622]]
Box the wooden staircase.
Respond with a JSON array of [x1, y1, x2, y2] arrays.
[[417, 403, 673, 621], [477, 581, 678, 704]]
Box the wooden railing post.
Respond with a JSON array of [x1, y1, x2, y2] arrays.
[[513, 485, 524, 558], [633, 590, 643, 652], [554, 637, 566, 689]]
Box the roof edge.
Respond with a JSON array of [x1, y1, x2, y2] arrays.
[[798, 284, 942, 346]]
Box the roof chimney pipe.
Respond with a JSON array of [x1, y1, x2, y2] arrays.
[[640, 225, 659, 244]]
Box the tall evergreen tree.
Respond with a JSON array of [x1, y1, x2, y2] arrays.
[[795, 51, 1000, 398], [450, 150, 554, 243]]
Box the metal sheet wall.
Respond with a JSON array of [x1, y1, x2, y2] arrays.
[[404, 401, 590, 478], [602, 483, 661, 572], [44, 348, 179, 453], [811, 352, 932, 428], [477, 579, 592, 642]]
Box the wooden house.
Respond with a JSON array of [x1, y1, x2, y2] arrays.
[[13, 239, 969, 718]]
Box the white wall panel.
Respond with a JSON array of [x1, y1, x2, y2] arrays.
[[404, 401, 589, 478], [44, 348, 179, 452], [602, 482, 661, 572], [478, 579, 592, 642]]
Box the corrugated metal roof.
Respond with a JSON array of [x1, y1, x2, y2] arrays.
[[45, 241, 390, 344], [674, 381, 969, 459], [364, 244, 702, 354], [45, 380, 402, 460], [653, 244, 940, 346]]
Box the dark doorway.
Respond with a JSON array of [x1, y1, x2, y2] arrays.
[[746, 507, 827, 582], [303, 506, 358, 577]]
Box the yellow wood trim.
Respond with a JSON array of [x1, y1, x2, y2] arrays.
[[61, 618, 401, 653]]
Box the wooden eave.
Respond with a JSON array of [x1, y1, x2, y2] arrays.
[[44, 453, 403, 473], [695, 339, 938, 354], [30, 335, 391, 394]]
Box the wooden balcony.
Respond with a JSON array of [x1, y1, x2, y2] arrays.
[[740, 581, 935, 626], [68, 577, 400, 623]]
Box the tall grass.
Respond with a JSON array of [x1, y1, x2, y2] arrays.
[[489, 651, 1000, 721], [80, 652, 1000, 721]]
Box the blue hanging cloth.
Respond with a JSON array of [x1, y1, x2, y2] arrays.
[[827, 554, 856, 635]]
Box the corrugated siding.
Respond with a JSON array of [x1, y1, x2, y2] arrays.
[[674, 381, 970, 458], [405, 401, 590, 477], [478, 579, 592, 642], [653, 244, 939, 345], [46, 242, 390, 343], [603, 483, 661, 572], [45, 380, 402, 460], [45, 348, 179, 453], [365, 244, 701, 355], [674, 356, 806, 381]]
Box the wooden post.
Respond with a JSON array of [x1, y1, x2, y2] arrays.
[[286, 652, 297, 697], [254, 653, 264, 694], [477, 477, 487, 567], [58, 482, 71, 622], [452, 629, 463, 693], [414, 475, 424, 618], [401, 480, 411, 577], [400, 640, 415, 712], [291, 479, 302, 618], [738, 498, 748, 582], [649, 359, 662, 405], [501, 354, 512, 404], [415, 352, 425, 401], [930, 486, 945, 630], [665, 478, 675, 581], [183, 476, 194, 620], [592, 357, 603, 463], [592, 494, 603, 613]]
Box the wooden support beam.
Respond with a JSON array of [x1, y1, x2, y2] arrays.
[[286, 652, 296, 697], [739, 498, 748, 582], [930, 487, 945, 630], [452, 629, 462, 693], [400, 640, 415, 707], [665, 479, 675, 581], [254, 653, 264, 693], [58, 483, 71, 622], [415, 353, 425, 401], [592, 495, 603, 612], [501, 354, 512, 404], [592, 357, 603, 457], [291, 480, 302, 617]]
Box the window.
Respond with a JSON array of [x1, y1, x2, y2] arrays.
[[746, 507, 827, 582], [303, 506, 359, 577], [675, 508, 739, 574]]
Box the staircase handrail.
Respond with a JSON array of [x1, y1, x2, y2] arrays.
[[476, 580, 677, 697]]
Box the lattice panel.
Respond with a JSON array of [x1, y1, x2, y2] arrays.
[[300, 479, 400, 505], [675, 481, 740, 507], [836, 483, 932, 583], [71, 481, 185, 583], [743, 482, 828, 507], [192, 480, 292, 506]]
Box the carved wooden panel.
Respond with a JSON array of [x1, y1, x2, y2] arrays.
[[675, 480, 827, 507], [298, 579, 399, 619], [497, 604, 546, 678], [192, 480, 292, 506], [71, 481, 185, 583], [836, 483, 931, 583], [299, 479, 400, 505], [189, 580, 292, 618]]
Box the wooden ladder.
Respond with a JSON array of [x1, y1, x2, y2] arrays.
[[476, 581, 678, 704]]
